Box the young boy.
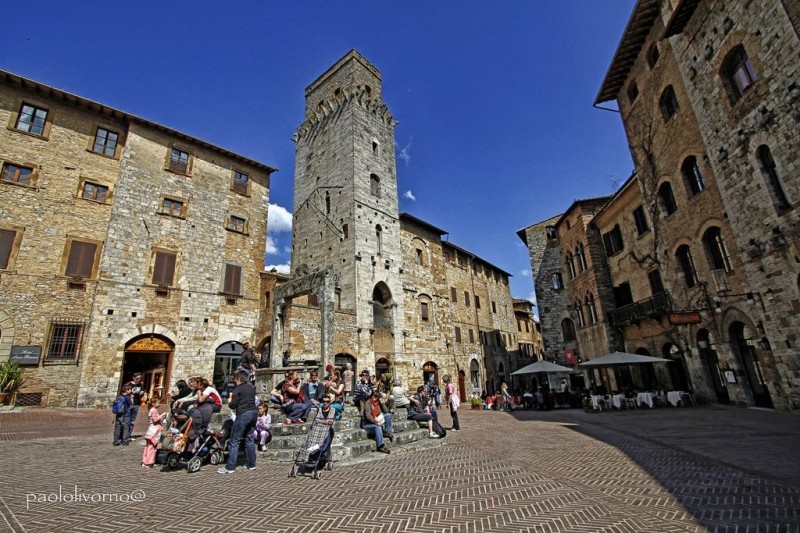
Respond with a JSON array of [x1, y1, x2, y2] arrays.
[[113, 385, 133, 446]]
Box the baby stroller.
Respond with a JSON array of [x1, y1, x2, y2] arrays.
[[156, 407, 228, 473], [288, 412, 334, 479]]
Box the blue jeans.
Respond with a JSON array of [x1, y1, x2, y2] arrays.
[[128, 403, 140, 436], [288, 400, 313, 422], [363, 413, 393, 447], [225, 409, 257, 470]]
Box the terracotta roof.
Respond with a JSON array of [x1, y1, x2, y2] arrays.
[[594, 0, 661, 105]]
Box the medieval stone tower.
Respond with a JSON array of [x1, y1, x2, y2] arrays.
[[290, 50, 405, 365]]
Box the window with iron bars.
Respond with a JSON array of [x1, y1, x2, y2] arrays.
[[45, 319, 85, 363]]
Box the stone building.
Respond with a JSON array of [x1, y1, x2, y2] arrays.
[[0, 69, 275, 407], [519, 0, 798, 410], [268, 50, 532, 398]]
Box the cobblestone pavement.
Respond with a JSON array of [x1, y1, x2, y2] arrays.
[[0, 405, 798, 532]]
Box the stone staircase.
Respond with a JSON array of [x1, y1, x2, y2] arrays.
[[210, 403, 445, 464]]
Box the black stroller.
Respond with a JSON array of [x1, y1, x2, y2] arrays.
[[157, 407, 228, 473], [288, 411, 335, 479]]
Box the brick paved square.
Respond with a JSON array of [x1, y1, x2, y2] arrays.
[[1, 406, 798, 532]]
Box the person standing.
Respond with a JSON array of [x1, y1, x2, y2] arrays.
[[218, 370, 258, 474], [112, 385, 133, 446], [141, 397, 166, 467], [442, 374, 461, 432], [125, 373, 146, 439], [239, 342, 257, 382], [342, 363, 354, 403]]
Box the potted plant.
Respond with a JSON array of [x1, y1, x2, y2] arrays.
[[470, 397, 483, 410], [0, 360, 25, 405]]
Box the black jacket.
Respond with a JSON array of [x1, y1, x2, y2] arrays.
[[229, 382, 257, 415]]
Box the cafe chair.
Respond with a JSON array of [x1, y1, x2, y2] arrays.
[[680, 391, 696, 407]]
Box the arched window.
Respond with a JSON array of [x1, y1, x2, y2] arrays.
[[561, 318, 576, 341], [681, 156, 706, 196], [419, 297, 431, 322], [757, 145, 792, 214], [550, 272, 563, 290], [566, 252, 576, 279], [703, 227, 732, 272], [370, 174, 381, 198], [577, 243, 587, 271], [586, 293, 597, 324], [659, 86, 679, 121], [722, 45, 757, 103], [676, 244, 697, 288], [658, 182, 678, 216], [647, 42, 660, 69], [574, 300, 585, 328], [375, 225, 383, 256]]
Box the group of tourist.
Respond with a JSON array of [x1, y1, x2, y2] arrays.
[[112, 354, 463, 472]]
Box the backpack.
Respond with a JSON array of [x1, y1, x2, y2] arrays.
[[432, 419, 447, 438], [111, 396, 127, 415]]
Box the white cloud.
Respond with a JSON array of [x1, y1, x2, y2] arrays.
[[526, 289, 537, 307], [264, 263, 290, 274], [397, 137, 412, 166], [266, 235, 279, 255], [268, 203, 292, 234], [520, 269, 530, 277], [402, 190, 416, 201]]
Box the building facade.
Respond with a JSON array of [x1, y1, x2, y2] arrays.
[[0, 70, 275, 407]]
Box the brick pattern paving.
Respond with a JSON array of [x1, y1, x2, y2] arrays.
[[0, 406, 798, 532]]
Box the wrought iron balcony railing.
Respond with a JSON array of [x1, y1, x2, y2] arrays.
[[608, 292, 672, 325]]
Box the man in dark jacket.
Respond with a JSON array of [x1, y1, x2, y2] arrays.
[[218, 370, 258, 474]]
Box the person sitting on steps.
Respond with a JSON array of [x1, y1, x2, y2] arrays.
[[362, 389, 393, 454], [407, 385, 440, 439]]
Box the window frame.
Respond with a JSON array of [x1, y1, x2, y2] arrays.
[[227, 214, 248, 234], [79, 179, 111, 203], [659, 85, 680, 122], [11, 102, 52, 139], [222, 262, 243, 297], [370, 173, 381, 198], [151, 249, 178, 287], [1, 162, 37, 187], [160, 197, 186, 218], [420, 300, 429, 322], [633, 205, 650, 235], [63, 238, 101, 279], [165, 146, 193, 175], [232, 169, 250, 196], [45, 319, 86, 363], [90, 126, 121, 158], [757, 145, 792, 214], [722, 46, 758, 104], [682, 156, 706, 196], [658, 182, 678, 216], [0, 227, 23, 271], [703, 227, 733, 273], [676, 245, 697, 288]]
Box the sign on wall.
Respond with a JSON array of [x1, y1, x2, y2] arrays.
[[10, 346, 41, 365]]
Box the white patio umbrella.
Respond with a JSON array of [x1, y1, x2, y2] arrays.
[[511, 360, 575, 375], [577, 351, 672, 367]]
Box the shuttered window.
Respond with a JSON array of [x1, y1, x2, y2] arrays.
[[152, 251, 177, 286], [0, 229, 16, 269], [65, 241, 97, 278], [223, 263, 242, 296]]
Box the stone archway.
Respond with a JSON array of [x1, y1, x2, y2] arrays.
[[729, 321, 773, 408], [123, 335, 174, 400]]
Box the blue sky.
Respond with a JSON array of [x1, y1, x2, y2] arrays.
[[2, 1, 637, 309]]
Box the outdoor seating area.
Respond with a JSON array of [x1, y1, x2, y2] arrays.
[[587, 389, 697, 411]]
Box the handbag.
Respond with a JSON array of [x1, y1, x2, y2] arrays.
[[374, 413, 385, 425]]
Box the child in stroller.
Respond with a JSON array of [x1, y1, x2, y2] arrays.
[[156, 404, 229, 473]]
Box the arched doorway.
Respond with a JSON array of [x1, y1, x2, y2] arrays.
[[214, 341, 245, 391], [663, 343, 690, 391], [697, 329, 729, 404], [469, 359, 481, 394], [123, 335, 173, 401], [730, 322, 773, 408], [422, 361, 438, 388]]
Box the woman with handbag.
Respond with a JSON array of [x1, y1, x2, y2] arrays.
[[442, 374, 461, 431], [361, 389, 393, 454]]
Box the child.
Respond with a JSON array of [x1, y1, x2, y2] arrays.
[[112, 385, 133, 446], [342, 363, 354, 403], [254, 403, 272, 451], [141, 397, 166, 467]]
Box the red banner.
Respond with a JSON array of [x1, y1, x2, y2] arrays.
[[564, 349, 576, 365]]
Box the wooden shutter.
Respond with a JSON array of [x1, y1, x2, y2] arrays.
[[450, 287, 457, 302], [66, 241, 96, 277], [153, 251, 176, 285], [0, 229, 15, 269], [224, 264, 242, 295]]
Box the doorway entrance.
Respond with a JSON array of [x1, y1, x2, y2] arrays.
[[422, 361, 439, 388], [122, 335, 173, 401], [214, 341, 246, 392], [730, 322, 773, 408]]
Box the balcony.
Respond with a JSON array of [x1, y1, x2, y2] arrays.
[[608, 292, 672, 325]]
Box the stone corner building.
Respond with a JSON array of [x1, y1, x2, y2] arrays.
[[0, 69, 276, 407], [519, 0, 799, 410], [266, 50, 542, 398]]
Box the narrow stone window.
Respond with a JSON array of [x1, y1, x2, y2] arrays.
[[659, 86, 679, 122], [722, 46, 757, 103], [757, 145, 792, 214], [682, 156, 706, 196]]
